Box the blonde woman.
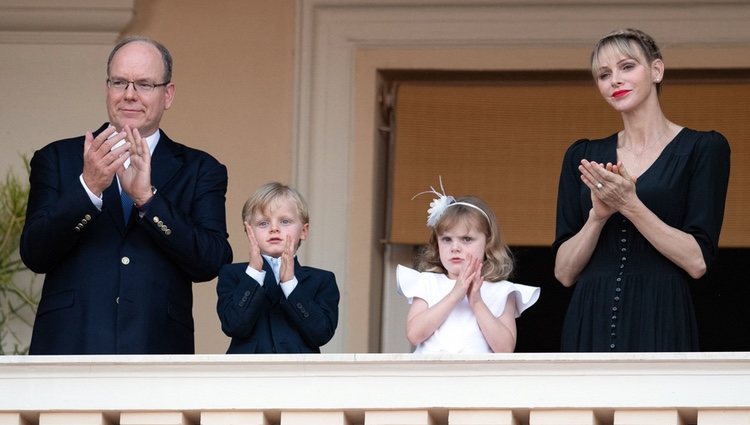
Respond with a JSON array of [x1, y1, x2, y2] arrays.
[[554, 29, 731, 352]]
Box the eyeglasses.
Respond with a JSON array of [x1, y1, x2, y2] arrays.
[[106, 78, 170, 93]]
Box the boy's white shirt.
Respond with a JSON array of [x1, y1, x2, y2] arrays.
[[245, 254, 298, 297]]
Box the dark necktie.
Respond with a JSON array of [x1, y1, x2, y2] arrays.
[[264, 260, 283, 305], [120, 189, 133, 224]]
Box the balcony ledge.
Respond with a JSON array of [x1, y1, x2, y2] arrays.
[[2, 352, 749, 413]]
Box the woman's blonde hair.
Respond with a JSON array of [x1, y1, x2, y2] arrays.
[[591, 28, 663, 94], [414, 196, 514, 281]]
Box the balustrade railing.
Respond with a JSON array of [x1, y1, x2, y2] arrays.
[[1, 353, 749, 425]]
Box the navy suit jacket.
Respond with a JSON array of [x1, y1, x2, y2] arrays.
[[216, 258, 339, 353], [20, 123, 233, 354]]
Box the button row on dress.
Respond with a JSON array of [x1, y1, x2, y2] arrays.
[[610, 219, 630, 352]]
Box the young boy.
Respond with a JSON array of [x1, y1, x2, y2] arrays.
[[216, 182, 340, 353]]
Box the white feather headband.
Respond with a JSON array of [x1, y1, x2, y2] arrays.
[[411, 176, 491, 228]]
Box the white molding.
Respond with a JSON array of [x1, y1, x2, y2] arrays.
[[0, 0, 134, 44], [1, 353, 750, 411]]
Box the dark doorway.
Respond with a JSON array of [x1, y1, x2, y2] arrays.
[[512, 247, 750, 352]]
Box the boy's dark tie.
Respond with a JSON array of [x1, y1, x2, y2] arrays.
[[264, 260, 284, 305]]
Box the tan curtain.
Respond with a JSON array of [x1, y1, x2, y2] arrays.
[[388, 74, 749, 247]]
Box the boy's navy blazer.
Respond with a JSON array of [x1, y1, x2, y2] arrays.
[[216, 258, 339, 353], [20, 123, 233, 354]]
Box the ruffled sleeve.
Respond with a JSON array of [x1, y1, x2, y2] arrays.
[[507, 283, 540, 318], [397, 265, 433, 305], [481, 281, 540, 319]]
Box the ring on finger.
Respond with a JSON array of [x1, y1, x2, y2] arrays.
[[596, 182, 603, 189]]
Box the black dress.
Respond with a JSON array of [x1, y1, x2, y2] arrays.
[[554, 128, 730, 352]]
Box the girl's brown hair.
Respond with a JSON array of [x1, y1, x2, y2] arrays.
[[414, 196, 514, 282]]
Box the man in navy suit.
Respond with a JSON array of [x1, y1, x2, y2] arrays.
[[216, 182, 339, 353], [20, 36, 233, 354]]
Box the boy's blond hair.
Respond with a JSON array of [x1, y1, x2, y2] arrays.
[[242, 182, 310, 225]]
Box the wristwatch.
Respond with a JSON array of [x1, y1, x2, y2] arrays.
[[135, 186, 157, 210]]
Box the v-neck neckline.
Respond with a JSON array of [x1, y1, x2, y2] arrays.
[[611, 127, 686, 183]]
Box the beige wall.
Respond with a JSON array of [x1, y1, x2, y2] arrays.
[[123, 0, 297, 353]]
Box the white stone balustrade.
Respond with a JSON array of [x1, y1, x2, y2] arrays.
[[1, 353, 749, 425]]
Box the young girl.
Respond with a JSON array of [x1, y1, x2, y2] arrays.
[[398, 180, 540, 353]]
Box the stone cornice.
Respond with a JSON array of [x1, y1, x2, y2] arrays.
[[0, 0, 134, 44], [2, 353, 750, 411]]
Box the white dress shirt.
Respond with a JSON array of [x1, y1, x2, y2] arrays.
[[245, 254, 299, 298]]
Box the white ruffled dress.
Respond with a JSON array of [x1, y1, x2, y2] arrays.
[[397, 265, 540, 353]]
